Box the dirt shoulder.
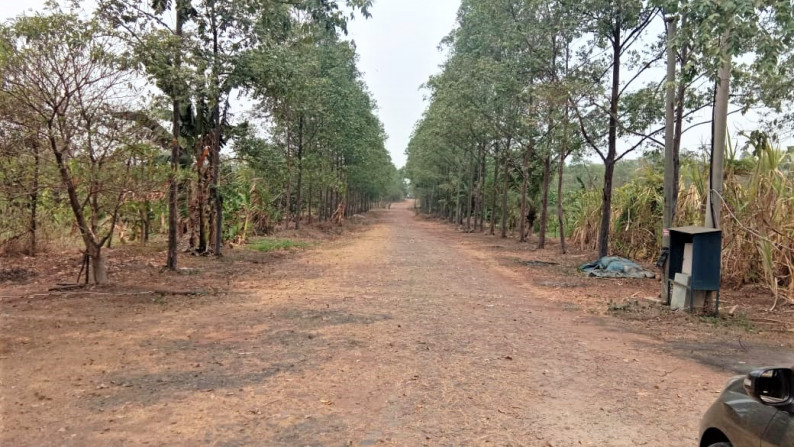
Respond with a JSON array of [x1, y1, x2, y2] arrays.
[[1, 203, 792, 447], [421, 214, 794, 361]]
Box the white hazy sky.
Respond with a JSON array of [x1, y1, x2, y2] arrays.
[[0, 0, 460, 168], [3, 1, 787, 166], [347, 1, 460, 168]]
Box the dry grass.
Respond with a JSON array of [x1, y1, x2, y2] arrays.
[[569, 139, 793, 310], [717, 137, 793, 309]]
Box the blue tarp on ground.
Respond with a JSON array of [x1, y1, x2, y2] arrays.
[[579, 256, 655, 279]]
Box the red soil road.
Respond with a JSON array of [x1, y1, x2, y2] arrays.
[[0, 202, 749, 446]]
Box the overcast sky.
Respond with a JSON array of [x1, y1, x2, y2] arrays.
[[3, 1, 787, 167], [347, 1, 460, 168], [0, 0, 459, 168]]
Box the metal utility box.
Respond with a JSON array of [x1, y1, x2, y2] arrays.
[[667, 226, 722, 313]]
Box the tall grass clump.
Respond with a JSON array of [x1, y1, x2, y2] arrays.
[[569, 160, 663, 259], [567, 133, 793, 309], [718, 134, 793, 309]]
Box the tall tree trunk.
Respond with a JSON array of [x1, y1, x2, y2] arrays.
[[472, 145, 483, 232], [167, 102, 180, 268], [283, 112, 292, 230], [198, 170, 207, 252], [445, 178, 452, 221], [28, 139, 40, 256], [187, 182, 194, 249], [455, 172, 463, 227], [344, 181, 351, 218], [477, 144, 488, 233], [519, 140, 532, 243], [307, 180, 313, 224], [324, 187, 329, 222], [142, 201, 151, 243], [500, 137, 511, 238], [326, 186, 331, 222], [489, 142, 500, 235], [210, 144, 222, 256], [295, 114, 304, 230], [501, 148, 510, 239], [209, 10, 224, 256], [52, 147, 108, 284], [472, 187, 481, 230], [672, 22, 689, 214], [599, 158, 616, 258], [537, 153, 551, 249], [166, 2, 186, 271], [597, 26, 622, 259], [662, 15, 678, 300], [465, 149, 475, 231], [334, 155, 341, 218], [557, 124, 568, 254], [558, 38, 571, 255], [320, 187, 325, 222]]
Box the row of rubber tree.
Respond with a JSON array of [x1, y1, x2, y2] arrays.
[[0, 0, 402, 283], [405, 0, 794, 257]]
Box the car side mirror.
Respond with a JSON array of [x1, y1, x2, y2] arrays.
[[744, 367, 794, 408]]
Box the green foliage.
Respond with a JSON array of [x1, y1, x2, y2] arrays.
[[405, 0, 794, 309], [249, 238, 309, 252], [0, 0, 394, 268], [241, 26, 397, 229], [565, 140, 794, 307], [0, 8, 171, 269], [699, 313, 757, 333]]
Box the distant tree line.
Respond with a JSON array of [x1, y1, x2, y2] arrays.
[[405, 0, 794, 306], [0, 0, 403, 283]]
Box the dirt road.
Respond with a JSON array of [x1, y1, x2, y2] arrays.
[[0, 202, 778, 446]]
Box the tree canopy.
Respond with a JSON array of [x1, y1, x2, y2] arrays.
[[0, 0, 398, 283]]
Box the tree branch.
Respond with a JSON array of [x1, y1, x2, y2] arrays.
[[572, 103, 605, 161]]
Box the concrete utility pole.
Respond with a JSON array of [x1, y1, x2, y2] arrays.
[[662, 16, 678, 302], [706, 31, 732, 229]]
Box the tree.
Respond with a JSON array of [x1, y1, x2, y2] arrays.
[[239, 19, 395, 230], [98, 0, 196, 268], [572, 0, 666, 258], [0, 12, 164, 283], [407, 0, 575, 244], [0, 65, 52, 257]]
